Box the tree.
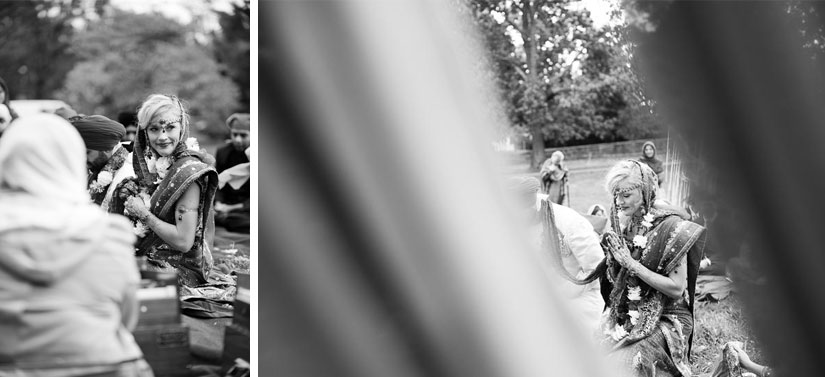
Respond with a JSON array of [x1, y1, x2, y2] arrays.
[[59, 8, 239, 141], [212, 0, 250, 112], [467, 0, 652, 168], [0, 0, 106, 99]]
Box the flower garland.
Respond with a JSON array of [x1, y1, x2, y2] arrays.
[[88, 147, 128, 197], [611, 212, 656, 341], [121, 137, 203, 238]]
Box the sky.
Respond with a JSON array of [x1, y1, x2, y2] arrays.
[[109, 0, 242, 31]]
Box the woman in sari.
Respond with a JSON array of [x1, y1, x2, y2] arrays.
[[113, 94, 218, 287], [598, 160, 704, 376], [539, 150, 569, 204], [571, 160, 705, 376], [0, 114, 152, 376]]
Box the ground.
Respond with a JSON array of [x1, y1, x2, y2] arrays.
[[502, 155, 766, 375]]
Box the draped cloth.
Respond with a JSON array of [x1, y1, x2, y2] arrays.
[[112, 117, 218, 287]]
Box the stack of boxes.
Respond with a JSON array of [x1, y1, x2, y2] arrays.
[[222, 273, 250, 369], [133, 270, 192, 376]]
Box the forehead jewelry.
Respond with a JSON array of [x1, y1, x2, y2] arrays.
[[614, 184, 641, 195]]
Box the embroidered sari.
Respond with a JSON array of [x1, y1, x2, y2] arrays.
[[600, 209, 706, 377], [111, 126, 218, 287]]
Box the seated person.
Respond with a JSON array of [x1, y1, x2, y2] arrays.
[[215, 113, 250, 233], [70, 115, 128, 209], [113, 94, 218, 288], [118, 111, 138, 152]]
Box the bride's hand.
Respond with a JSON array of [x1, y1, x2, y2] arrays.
[[602, 232, 635, 269], [125, 196, 149, 220]]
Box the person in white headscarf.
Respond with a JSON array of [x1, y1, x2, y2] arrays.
[[0, 114, 153, 376]]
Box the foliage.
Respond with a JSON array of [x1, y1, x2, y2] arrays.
[[212, 0, 250, 112], [0, 0, 106, 99], [58, 8, 238, 140], [466, 0, 662, 167]]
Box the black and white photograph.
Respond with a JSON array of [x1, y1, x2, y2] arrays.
[[261, 1, 825, 376], [0, 0, 250, 376]]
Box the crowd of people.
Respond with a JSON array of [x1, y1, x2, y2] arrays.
[[515, 142, 772, 377], [0, 86, 250, 376]]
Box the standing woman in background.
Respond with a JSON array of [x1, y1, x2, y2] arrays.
[[639, 141, 664, 187], [0, 114, 152, 376], [540, 150, 569, 205]]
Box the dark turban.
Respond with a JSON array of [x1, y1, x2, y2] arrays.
[[70, 115, 126, 151], [226, 113, 250, 132]]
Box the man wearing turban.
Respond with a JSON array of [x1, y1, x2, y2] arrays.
[[214, 113, 250, 233], [70, 115, 132, 209]]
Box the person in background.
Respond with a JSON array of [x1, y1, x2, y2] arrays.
[[215, 112, 250, 233], [119, 111, 138, 152], [702, 342, 774, 377], [54, 106, 78, 120], [0, 76, 19, 122], [509, 177, 604, 334], [539, 150, 569, 205], [588, 204, 607, 217], [0, 104, 11, 136], [113, 94, 218, 288], [70, 115, 129, 210], [0, 114, 153, 376], [639, 141, 665, 187]]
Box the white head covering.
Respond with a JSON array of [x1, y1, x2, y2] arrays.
[[0, 114, 104, 233]]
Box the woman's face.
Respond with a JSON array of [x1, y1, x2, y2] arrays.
[[146, 115, 182, 157], [644, 145, 654, 158], [614, 183, 644, 217], [0, 87, 6, 103]]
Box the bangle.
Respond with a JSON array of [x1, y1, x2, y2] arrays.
[[761, 366, 771, 377]]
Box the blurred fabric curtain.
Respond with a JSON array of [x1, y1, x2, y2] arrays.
[[258, 1, 605, 377]]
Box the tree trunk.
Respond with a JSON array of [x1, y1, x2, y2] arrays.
[[523, 1, 545, 170], [531, 125, 546, 169]]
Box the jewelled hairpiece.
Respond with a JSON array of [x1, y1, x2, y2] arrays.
[[614, 184, 642, 195]]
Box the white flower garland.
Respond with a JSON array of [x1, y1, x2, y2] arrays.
[[89, 170, 114, 194]]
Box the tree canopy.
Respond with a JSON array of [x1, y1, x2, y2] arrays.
[[465, 0, 662, 168], [0, 0, 249, 142]]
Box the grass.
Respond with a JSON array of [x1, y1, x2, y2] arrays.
[[691, 296, 764, 375], [503, 157, 765, 375]]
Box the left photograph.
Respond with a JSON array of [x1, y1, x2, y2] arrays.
[[0, 0, 251, 376]]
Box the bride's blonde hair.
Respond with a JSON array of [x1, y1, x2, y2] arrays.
[[605, 160, 658, 214], [136, 94, 190, 132]]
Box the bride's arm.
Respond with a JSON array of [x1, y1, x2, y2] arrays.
[[128, 183, 201, 252], [627, 255, 687, 299], [611, 241, 688, 299]]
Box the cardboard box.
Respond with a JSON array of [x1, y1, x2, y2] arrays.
[[233, 273, 250, 330], [136, 285, 180, 327], [137, 270, 181, 327], [133, 324, 192, 377], [222, 324, 250, 368]]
